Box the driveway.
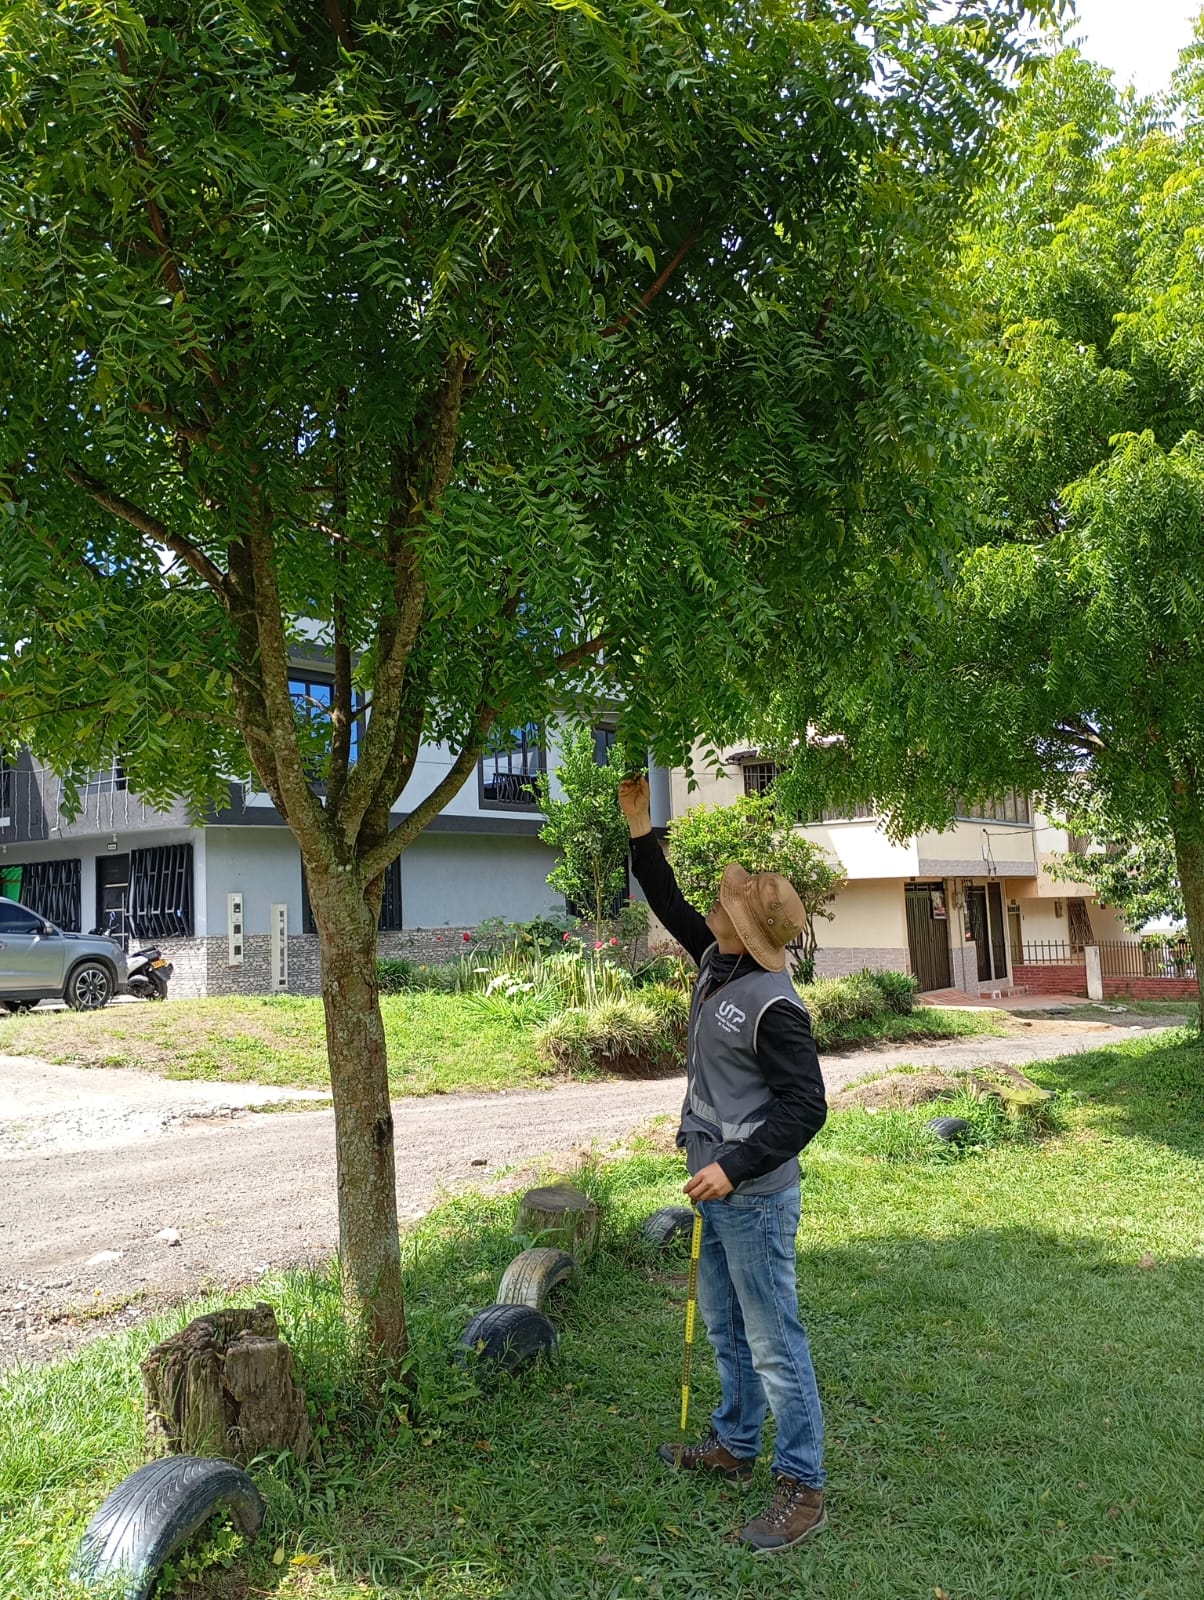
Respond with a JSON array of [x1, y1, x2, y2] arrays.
[[0, 1017, 1163, 1369]]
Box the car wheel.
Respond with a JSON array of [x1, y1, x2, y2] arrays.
[[65, 961, 112, 1011], [71, 1455, 264, 1600]]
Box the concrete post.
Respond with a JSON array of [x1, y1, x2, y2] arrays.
[[1085, 944, 1103, 1001]]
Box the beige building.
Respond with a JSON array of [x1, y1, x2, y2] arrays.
[[667, 752, 1131, 997]]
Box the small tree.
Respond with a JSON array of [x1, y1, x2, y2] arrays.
[[667, 794, 843, 981], [538, 728, 631, 941]]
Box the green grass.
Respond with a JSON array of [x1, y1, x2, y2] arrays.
[[815, 1002, 1005, 1051], [2, 1028, 1201, 1599], [1027, 999, 1197, 1023], [0, 995, 1007, 1092]]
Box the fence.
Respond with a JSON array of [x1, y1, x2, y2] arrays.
[[1020, 941, 1082, 966], [1098, 939, 1196, 982]]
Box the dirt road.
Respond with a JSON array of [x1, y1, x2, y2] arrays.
[[0, 1018, 1160, 1368]]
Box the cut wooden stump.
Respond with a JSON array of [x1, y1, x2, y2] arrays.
[[141, 1303, 316, 1466], [516, 1183, 601, 1263], [968, 1064, 1055, 1117]]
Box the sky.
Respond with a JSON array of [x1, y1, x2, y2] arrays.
[[1067, 0, 1202, 96]]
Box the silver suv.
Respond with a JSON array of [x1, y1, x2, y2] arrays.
[[0, 900, 128, 1011]]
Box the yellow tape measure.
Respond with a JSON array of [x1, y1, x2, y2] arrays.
[[679, 1205, 704, 1435]]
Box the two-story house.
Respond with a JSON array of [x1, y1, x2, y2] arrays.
[[671, 751, 1133, 998], [0, 658, 674, 997]]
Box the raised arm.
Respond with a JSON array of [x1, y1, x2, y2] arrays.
[[618, 777, 713, 965]]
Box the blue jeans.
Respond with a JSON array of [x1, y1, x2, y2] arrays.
[[695, 1187, 825, 1487]]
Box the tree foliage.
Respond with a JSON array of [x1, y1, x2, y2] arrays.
[[0, 0, 1056, 1357], [667, 793, 843, 980], [537, 727, 630, 937], [757, 42, 1204, 1012], [1049, 825, 1184, 933]]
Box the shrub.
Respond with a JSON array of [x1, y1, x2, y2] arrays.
[[800, 971, 886, 1032], [376, 956, 417, 993], [536, 995, 686, 1078], [864, 969, 920, 1015]]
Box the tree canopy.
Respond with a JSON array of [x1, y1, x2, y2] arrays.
[[537, 726, 631, 937], [0, 0, 1058, 1357], [756, 42, 1204, 1012]]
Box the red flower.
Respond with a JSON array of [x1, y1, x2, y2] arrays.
[[463, 932, 471, 942], [562, 932, 571, 942], [594, 941, 603, 950], [435, 936, 443, 943], [609, 937, 618, 945]]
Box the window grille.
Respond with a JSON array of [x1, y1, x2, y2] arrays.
[[480, 724, 544, 809], [19, 859, 82, 930], [742, 762, 778, 796], [303, 856, 402, 933], [957, 790, 1031, 825], [129, 844, 194, 938]]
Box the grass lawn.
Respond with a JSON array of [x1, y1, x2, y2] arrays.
[[0, 995, 1006, 1093], [2, 1028, 1201, 1599], [1027, 999, 1197, 1024]]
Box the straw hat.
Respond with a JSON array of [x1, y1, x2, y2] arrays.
[[718, 863, 805, 972]]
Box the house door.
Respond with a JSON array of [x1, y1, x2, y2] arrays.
[[95, 853, 131, 947], [905, 883, 952, 993], [966, 883, 1008, 981]]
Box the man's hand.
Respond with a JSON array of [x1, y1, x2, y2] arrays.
[[684, 1163, 734, 1202], [618, 775, 653, 837]]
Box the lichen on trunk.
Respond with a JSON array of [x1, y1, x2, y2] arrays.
[[306, 862, 407, 1369]]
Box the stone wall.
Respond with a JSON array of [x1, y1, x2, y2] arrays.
[[192, 928, 479, 997], [811, 947, 911, 979]]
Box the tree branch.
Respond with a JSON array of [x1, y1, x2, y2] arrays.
[[554, 634, 609, 673], [598, 391, 705, 466], [601, 224, 703, 339], [324, 0, 356, 51], [63, 463, 228, 594]]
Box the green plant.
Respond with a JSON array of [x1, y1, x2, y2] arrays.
[[536, 994, 685, 1078], [376, 957, 417, 995], [537, 727, 632, 939], [863, 968, 920, 1015]]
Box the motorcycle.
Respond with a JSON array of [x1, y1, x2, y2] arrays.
[[90, 916, 173, 1001]]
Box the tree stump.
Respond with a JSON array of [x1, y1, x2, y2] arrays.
[[141, 1302, 316, 1465], [516, 1183, 601, 1263]]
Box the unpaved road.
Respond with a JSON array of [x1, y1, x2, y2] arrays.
[[0, 1017, 1166, 1368]]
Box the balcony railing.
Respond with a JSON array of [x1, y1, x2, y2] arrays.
[[0, 763, 190, 842]]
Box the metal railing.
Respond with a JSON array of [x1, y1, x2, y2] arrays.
[[1098, 939, 1196, 981], [1019, 940, 1084, 966]]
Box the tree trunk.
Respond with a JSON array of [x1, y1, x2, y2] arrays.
[[307, 868, 407, 1368], [1171, 808, 1204, 1025]]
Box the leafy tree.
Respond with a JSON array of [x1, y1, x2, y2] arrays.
[[1049, 822, 1184, 933], [667, 793, 843, 981], [0, 0, 1052, 1362], [537, 727, 630, 939], [756, 44, 1204, 1016]]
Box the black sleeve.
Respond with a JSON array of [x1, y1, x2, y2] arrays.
[[715, 1001, 828, 1187], [628, 833, 713, 966]]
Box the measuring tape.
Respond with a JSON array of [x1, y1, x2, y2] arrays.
[[678, 1204, 704, 1437]]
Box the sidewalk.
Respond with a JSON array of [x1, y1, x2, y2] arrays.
[[920, 987, 1091, 1011]]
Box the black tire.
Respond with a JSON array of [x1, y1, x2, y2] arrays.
[[458, 1304, 557, 1374], [495, 1248, 577, 1311], [149, 970, 169, 1000], [64, 961, 113, 1012], [641, 1206, 696, 1250], [70, 1456, 264, 1600], [926, 1115, 972, 1142]]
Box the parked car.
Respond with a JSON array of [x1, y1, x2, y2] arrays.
[[0, 900, 128, 1011]]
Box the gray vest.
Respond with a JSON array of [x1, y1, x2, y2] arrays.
[[679, 946, 808, 1195]]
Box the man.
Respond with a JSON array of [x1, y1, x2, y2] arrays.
[[618, 775, 829, 1554]]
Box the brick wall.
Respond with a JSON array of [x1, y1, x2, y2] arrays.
[[1102, 975, 1199, 1000], [1013, 961, 1088, 996]]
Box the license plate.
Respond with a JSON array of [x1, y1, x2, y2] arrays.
[[151, 958, 168, 969]]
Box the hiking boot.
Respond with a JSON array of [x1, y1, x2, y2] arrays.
[[657, 1434, 756, 1482], [739, 1475, 827, 1553]]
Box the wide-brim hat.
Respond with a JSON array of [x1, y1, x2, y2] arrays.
[[718, 862, 805, 972]]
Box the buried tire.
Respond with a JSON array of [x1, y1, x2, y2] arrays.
[[71, 1456, 264, 1600], [459, 1304, 558, 1375], [496, 1247, 578, 1312], [926, 1115, 973, 1143], [641, 1206, 696, 1250]]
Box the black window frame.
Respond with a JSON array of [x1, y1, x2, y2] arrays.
[[289, 671, 364, 772], [303, 855, 403, 933], [129, 843, 195, 939], [84, 760, 127, 796], [742, 761, 779, 797], [19, 858, 82, 931], [478, 722, 546, 812]]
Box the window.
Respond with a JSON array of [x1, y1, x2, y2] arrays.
[[84, 761, 127, 795], [957, 790, 1031, 825], [289, 674, 362, 769], [20, 859, 81, 931], [594, 726, 619, 765], [479, 724, 544, 810], [743, 761, 779, 797], [0, 754, 13, 823], [0, 900, 43, 935], [129, 844, 194, 938]]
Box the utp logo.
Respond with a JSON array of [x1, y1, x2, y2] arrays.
[[715, 1000, 746, 1034]]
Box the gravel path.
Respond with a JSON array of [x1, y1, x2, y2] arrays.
[[0, 1019, 1159, 1369]]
